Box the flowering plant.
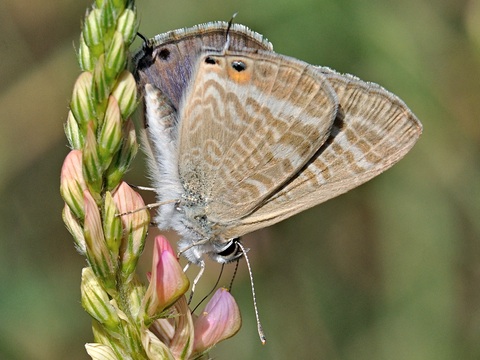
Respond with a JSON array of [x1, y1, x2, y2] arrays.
[[60, 1, 241, 358]]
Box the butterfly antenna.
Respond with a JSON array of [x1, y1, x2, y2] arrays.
[[191, 263, 225, 313], [137, 32, 148, 44], [237, 241, 266, 345], [137, 32, 153, 56], [228, 258, 240, 293], [223, 12, 238, 53]]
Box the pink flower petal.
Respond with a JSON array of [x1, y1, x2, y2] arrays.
[[144, 236, 189, 316], [193, 288, 242, 354]]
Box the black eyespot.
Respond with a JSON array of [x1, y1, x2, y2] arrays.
[[205, 56, 216, 65], [232, 61, 247, 72], [158, 48, 170, 60]]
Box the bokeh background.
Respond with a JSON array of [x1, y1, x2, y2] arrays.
[[1, 0, 479, 359]]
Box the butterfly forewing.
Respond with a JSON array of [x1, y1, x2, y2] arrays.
[[135, 22, 273, 109], [136, 23, 274, 230], [226, 67, 422, 237], [177, 51, 339, 224]]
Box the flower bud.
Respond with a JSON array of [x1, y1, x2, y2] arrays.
[[103, 191, 122, 257], [85, 343, 117, 360], [83, 121, 104, 195], [100, 0, 116, 30], [81, 267, 120, 330], [71, 72, 95, 130], [142, 329, 175, 360], [126, 276, 145, 319], [65, 110, 84, 149], [63, 204, 86, 254], [192, 288, 242, 355], [84, 190, 116, 287], [105, 120, 138, 190], [116, 9, 137, 44], [105, 31, 126, 81], [166, 296, 194, 359], [98, 96, 122, 165], [110, 0, 127, 11], [60, 150, 87, 219], [111, 71, 137, 118], [92, 54, 109, 106], [112, 182, 149, 282], [91, 320, 128, 358], [83, 9, 103, 48], [143, 236, 190, 317], [78, 33, 93, 72]]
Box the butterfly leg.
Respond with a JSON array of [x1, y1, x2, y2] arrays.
[[127, 184, 157, 192], [188, 260, 205, 305]]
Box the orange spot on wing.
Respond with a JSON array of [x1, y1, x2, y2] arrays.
[[227, 66, 252, 84]]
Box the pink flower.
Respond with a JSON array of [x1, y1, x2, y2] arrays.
[[112, 182, 149, 281], [144, 236, 190, 316], [60, 150, 87, 219], [192, 288, 242, 355], [83, 189, 116, 289]]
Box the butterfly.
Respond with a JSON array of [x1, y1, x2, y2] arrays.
[[133, 21, 422, 268]]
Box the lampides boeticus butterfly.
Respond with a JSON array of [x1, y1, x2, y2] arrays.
[[134, 21, 422, 269]]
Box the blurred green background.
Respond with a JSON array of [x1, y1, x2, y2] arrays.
[[1, 0, 479, 359]]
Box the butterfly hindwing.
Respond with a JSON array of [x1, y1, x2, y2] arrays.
[[229, 67, 422, 238]]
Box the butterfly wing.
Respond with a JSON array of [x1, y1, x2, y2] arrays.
[[227, 67, 422, 238], [134, 22, 273, 109], [177, 50, 339, 225], [135, 22, 422, 245], [135, 23, 274, 230]]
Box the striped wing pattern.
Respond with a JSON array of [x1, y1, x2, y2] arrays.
[[135, 22, 422, 256], [177, 51, 338, 224], [230, 67, 422, 237]]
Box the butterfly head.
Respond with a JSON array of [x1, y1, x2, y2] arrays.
[[209, 237, 244, 263], [178, 234, 244, 265]]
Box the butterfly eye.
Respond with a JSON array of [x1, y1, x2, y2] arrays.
[[204, 56, 217, 65], [158, 48, 170, 60], [231, 61, 247, 72]]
